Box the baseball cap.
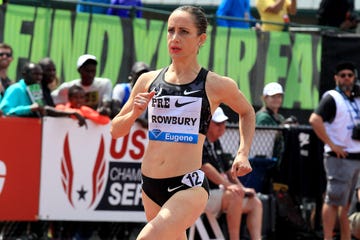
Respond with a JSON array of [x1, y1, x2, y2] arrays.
[[263, 82, 284, 96], [77, 54, 97, 69], [336, 61, 356, 74], [131, 61, 150, 75], [212, 107, 229, 123]]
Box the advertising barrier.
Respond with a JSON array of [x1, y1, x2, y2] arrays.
[[0, 117, 147, 222], [0, 117, 41, 221]]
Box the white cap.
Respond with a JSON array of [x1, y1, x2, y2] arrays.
[[263, 82, 284, 96], [77, 54, 97, 69], [212, 107, 229, 123]]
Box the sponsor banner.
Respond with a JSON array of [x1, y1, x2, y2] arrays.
[[1, 4, 322, 111], [0, 117, 41, 221], [39, 117, 147, 222]]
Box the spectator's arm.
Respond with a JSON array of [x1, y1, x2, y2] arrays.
[[264, 0, 286, 14], [309, 112, 346, 158], [287, 0, 297, 15], [201, 163, 232, 188]]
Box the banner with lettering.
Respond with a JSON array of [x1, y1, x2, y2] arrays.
[[0, 4, 322, 111], [39, 117, 148, 222]]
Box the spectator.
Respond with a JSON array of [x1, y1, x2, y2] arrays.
[[317, 0, 357, 30], [38, 57, 59, 107], [107, 0, 143, 18], [309, 61, 360, 240], [255, 0, 297, 31], [256, 82, 289, 162], [256, 82, 285, 126], [112, 61, 149, 111], [216, 0, 255, 29], [0, 62, 45, 117], [77, 0, 111, 14], [56, 85, 110, 125], [0, 43, 14, 97], [349, 178, 360, 239], [202, 107, 263, 240], [0, 62, 86, 126], [51, 54, 112, 117]]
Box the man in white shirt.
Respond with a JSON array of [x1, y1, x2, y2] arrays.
[[51, 54, 112, 116]]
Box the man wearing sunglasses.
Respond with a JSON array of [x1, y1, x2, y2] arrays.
[[309, 61, 360, 240], [0, 43, 14, 97]]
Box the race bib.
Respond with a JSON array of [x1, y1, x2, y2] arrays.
[[181, 170, 205, 187], [148, 95, 201, 144]]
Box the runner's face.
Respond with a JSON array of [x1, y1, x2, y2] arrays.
[[167, 11, 203, 58]]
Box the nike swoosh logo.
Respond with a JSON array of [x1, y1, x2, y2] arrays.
[[153, 87, 162, 97], [184, 89, 201, 95], [175, 99, 197, 107], [167, 185, 183, 192]]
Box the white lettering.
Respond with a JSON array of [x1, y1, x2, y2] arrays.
[[165, 133, 193, 142], [108, 182, 142, 206], [110, 167, 142, 181], [0, 160, 6, 194]]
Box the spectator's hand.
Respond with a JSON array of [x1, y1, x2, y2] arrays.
[[231, 155, 252, 178], [98, 106, 112, 117], [31, 103, 45, 116], [340, 19, 358, 30], [73, 112, 88, 129], [226, 184, 245, 197], [330, 144, 347, 158], [244, 188, 256, 197]]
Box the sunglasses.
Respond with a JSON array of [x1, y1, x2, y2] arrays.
[[339, 73, 354, 78], [0, 52, 12, 57]]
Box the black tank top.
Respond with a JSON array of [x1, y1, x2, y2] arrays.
[[147, 67, 211, 144]]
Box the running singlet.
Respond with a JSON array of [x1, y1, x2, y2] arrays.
[[147, 67, 211, 144]]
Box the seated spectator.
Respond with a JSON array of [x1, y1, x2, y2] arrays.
[[216, 0, 255, 29], [39, 57, 59, 107], [0, 43, 14, 97], [51, 54, 112, 117], [349, 178, 360, 239], [77, 0, 111, 14], [0, 62, 86, 126], [56, 85, 110, 125], [107, 0, 143, 18], [201, 107, 263, 240], [255, 0, 297, 31]]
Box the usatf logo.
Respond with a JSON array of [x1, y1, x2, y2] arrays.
[[61, 133, 107, 209], [0, 160, 6, 195]]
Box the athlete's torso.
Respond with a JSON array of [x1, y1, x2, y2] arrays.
[[147, 67, 211, 144]]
